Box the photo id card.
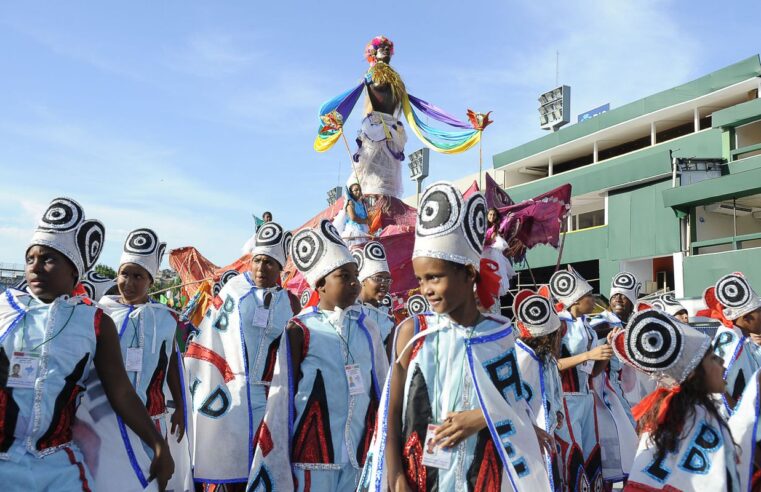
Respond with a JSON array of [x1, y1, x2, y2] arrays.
[[345, 364, 365, 395], [7, 352, 40, 389], [126, 347, 143, 372], [421, 424, 452, 469]]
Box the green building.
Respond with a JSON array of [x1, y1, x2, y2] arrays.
[[492, 55, 761, 305]]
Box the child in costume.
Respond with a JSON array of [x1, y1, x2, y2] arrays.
[[335, 179, 371, 247], [354, 240, 395, 353], [703, 273, 761, 413], [74, 228, 187, 492], [184, 222, 297, 489], [550, 267, 636, 490], [360, 182, 554, 492], [513, 289, 566, 491], [649, 293, 689, 323], [611, 309, 740, 491], [0, 197, 173, 491], [247, 219, 388, 491]]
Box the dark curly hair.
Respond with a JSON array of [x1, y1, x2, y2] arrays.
[[520, 330, 561, 364], [637, 358, 735, 462]]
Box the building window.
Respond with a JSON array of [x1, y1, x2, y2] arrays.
[[692, 194, 761, 254], [733, 119, 761, 160], [574, 209, 605, 231]]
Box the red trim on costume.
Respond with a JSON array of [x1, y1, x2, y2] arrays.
[[303, 469, 311, 492], [474, 439, 502, 492], [409, 315, 428, 362], [255, 421, 274, 457], [624, 481, 683, 492], [64, 446, 92, 492], [212, 295, 223, 310], [93, 309, 103, 339], [184, 342, 235, 382], [402, 431, 426, 492]]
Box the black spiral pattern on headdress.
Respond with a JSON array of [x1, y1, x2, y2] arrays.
[[550, 270, 577, 299], [38, 197, 83, 232], [716, 274, 751, 308], [351, 250, 364, 272], [14, 279, 28, 291], [320, 219, 344, 245], [416, 183, 462, 237], [612, 272, 637, 291], [81, 271, 114, 299], [406, 294, 430, 316], [124, 228, 159, 255], [300, 289, 312, 308], [381, 294, 393, 309], [364, 241, 386, 261], [652, 293, 680, 312], [213, 270, 239, 297], [292, 229, 325, 272], [517, 295, 552, 327], [625, 310, 683, 371], [463, 194, 487, 255], [157, 243, 167, 265], [282, 231, 293, 260], [76, 220, 105, 272], [256, 223, 283, 247]]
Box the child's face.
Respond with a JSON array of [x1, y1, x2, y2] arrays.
[[361, 272, 391, 303], [350, 184, 362, 199], [699, 351, 727, 394], [574, 294, 596, 315], [117, 263, 152, 304], [675, 310, 689, 323], [609, 293, 633, 320], [318, 263, 361, 310], [740, 308, 761, 334], [251, 255, 281, 289], [25, 245, 78, 302], [412, 257, 474, 316]]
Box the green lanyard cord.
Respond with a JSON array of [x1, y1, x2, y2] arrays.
[[25, 306, 77, 353]]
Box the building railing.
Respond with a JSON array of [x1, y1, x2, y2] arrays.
[[692, 231, 761, 254], [731, 142, 761, 160]]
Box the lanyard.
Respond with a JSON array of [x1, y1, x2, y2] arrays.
[[15, 301, 76, 353], [433, 323, 474, 422], [327, 309, 355, 364]]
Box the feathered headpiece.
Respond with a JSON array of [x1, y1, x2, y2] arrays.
[[365, 35, 394, 65]]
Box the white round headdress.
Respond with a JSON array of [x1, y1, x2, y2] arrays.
[[80, 271, 116, 301], [251, 222, 292, 269], [513, 289, 561, 338], [650, 293, 687, 317], [610, 272, 641, 305], [28, 197, 105, 279], [291, 219, 356, 289], [612, 309, 711, 386], [549, 266, 593, 307], [715, 272, 761, 321], [353, 241, 390, 282], [412, 182, 487, 271], [119, 228, 166, 280], [214, 269, 240, 297]]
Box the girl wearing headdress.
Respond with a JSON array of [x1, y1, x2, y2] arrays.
[[246, 220, 388, 491], [513, 289, 566, 491], [550, 267, 629, 490], [74, 227, 189, 492], [185, 222, 298, 489], [611, 310, 740, 490], [0, 198, 173, 491], [701, 273, 761, 414], [354, 240, 395, 356], [360, 182, 553, 492]]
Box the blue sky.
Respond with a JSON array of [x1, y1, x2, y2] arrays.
[[1, 1, 759, 269]]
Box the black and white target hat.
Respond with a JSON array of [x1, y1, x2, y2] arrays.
[[356, 241, 390, 282], [714, 272, 761, 321], [119, 228, 166, 279], [612, 309, 711, 386], [80, 270, 116, 301], [650, 293, 687, 317], [291, 219, 355, 288], [28, 197, 106, 279], [610, 272, 641, 305], [251, 222, 292, 268], [548, 266, 593, 307], [513, 289, 560, 338], [412, 181, 487, 271]]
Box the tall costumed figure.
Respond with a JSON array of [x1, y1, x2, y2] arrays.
[[314, 36, 492, 198]]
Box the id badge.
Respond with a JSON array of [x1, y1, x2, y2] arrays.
[[253, 308, 270, 327], [345, 364, 365, 395], [7, 352, 40, 389], [421, 424, 452, 469], [126, 347, 143, 372]]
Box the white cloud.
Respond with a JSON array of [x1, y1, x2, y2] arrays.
[[164, 32, 260, 78]]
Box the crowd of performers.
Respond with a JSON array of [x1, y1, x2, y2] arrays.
[[4, 188, 761, 492]]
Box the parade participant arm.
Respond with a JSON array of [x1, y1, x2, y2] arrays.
[[95, 314, 174, 490], [167, 341, 185, 442], [347, 201, 369, 225], [286, 321, 304, 394], [557, 343, 613, 376], [288, 291, 301, 315], [386, 318, 414, 492]]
